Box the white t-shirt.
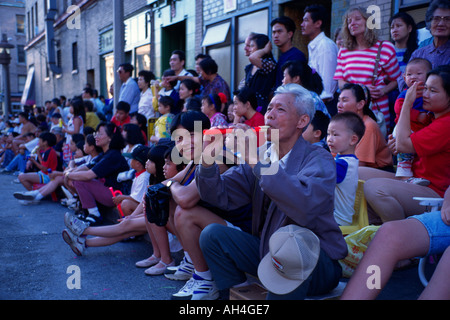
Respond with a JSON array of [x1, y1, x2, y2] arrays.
[[130, 171, 150, 202], [334, 154, 359, 226]]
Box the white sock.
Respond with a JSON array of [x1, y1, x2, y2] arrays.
[[195, 269, 212, 281], [35, 192, 44, 201], [184, 251, 192, 263], [87, 207, 101, 217]]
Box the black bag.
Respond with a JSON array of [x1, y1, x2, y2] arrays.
[[145, 183, 171, 226]]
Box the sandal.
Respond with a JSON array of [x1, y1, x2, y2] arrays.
[[144, 260, 175, 276], [135, 255, 160, 268]]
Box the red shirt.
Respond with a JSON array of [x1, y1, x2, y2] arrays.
[[40, 147, 58, 174], [411, 112, 450, 197], [111, 115, 130, 130], [244, 111, 265, 127]]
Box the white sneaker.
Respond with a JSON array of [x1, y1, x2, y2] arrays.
[[64, 211, 89, 236], [13, 190, 39, 201], [164, 256, 194, 281], [171, 273, 219, 300], [62, 229, 86, 256], [61, 186, 74, 200]]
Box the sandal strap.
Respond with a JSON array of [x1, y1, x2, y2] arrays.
[[159, 260, 173, 267]]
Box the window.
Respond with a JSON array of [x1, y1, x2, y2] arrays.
[[235, 10, 269, 86], [27, 11, 31, 39], [35, 2, 38, 27], [18, 75, 27, 92], [203, 8, 269, 91], [16, 15, 25, 34], [57, 49, 62, 70], [202, 21, 231, 47], [72, 42, 78, 71], [17, 45, 26, 64], [31, 6, 35, 38], [135, 44, 151, 76]]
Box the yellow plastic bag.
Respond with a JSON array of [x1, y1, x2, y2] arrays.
[[339, 225, 380, 278]]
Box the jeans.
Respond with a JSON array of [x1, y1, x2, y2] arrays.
[[199, 223, 342, 300], [6, 151, 29, 172]]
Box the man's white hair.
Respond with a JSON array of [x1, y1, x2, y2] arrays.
[[274, 83, 315, 123]]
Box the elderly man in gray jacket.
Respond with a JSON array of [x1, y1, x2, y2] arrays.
[[196, 83, 347, 299]]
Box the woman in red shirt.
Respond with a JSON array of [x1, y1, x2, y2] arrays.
[[232, 87, 265, 128], [360, 65, 450, 223]]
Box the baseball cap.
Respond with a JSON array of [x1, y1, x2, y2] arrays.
[[257, 224, 320, 295], [123, 144, 150, 166]]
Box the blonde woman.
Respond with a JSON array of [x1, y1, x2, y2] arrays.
[[334, 7, 401, 132]]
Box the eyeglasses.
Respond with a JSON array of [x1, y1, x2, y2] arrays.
[[430, 16, 450, 24]]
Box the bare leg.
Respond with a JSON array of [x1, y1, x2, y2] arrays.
[[18, 172, 41, 191], [86, 231, 144, 247], [146, 200, 181, 267], [419, 246, 450, 300], [37, 175, 64, 197], [341, 219, 429, 300], [174, 205, 227, 272], [83, 216, 147, 237], [120, 199, 139, 216]]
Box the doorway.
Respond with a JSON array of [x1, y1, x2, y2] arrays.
[[161, 20, 186, 72]]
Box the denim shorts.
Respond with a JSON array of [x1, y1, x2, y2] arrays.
[[37, 171, 51, 184], [409, 211, 450, 256]]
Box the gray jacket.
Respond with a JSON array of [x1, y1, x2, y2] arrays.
[[196, 137, 348, 261]]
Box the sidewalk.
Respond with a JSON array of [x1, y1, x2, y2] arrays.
[[0, 173, 430, 300]]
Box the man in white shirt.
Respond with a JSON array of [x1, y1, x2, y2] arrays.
[[169, 50, 193, 90], [117, 63, 141, 114], [301, 5, 338, 114]]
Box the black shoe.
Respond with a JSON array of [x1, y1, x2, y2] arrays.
[[84, 214, 102, 226]]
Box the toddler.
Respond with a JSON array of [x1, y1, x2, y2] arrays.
[[327, 112, 365, 226]]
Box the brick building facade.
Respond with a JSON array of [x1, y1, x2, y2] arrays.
[[21, 0, 431, 109], [0, 0, 27, 113]]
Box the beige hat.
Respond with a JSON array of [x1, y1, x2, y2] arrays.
[[257, 224, 320, 295]]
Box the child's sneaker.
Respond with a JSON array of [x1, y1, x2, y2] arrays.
[[62, 229, 86, 256], [64, 211, 89, 236], [13, 190, 38, 201]]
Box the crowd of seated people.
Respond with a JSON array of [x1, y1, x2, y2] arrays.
[[3, 0, 449, 301]]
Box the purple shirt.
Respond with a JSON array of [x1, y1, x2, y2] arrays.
[[398, 40, 450, 91], [199, 74, 231, 103]]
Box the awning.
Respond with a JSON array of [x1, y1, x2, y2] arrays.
[[201, 21, 231, 47], [20, 65, 35, 106]]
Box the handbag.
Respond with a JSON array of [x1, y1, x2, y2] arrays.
[[370, 41, 388, 137], [144, 162, 196, 226], [145, 183, 171, 226]]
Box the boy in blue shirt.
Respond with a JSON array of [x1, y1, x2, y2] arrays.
[[327, 112, 365, 226]]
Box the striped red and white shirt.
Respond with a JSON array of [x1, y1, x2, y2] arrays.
[[334, 41, 401, 129]]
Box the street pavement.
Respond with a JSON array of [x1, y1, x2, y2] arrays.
[[0, 173, 432, 301], [0, 173, 184, 300]]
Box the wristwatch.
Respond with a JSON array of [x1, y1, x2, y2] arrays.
[[166, 179, 175, 189]]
